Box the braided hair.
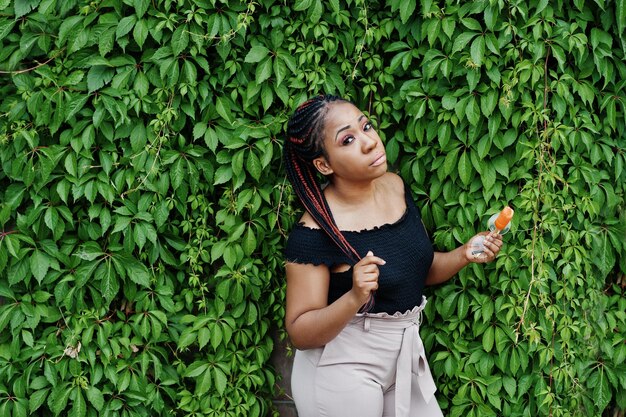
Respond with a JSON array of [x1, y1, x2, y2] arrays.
[[284, 95, 375, 311]]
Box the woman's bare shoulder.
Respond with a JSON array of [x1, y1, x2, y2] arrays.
[[298, 210, 321, 229]]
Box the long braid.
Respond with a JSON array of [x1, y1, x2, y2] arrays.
[[284, 95, 375, 312], [284, 95, 361, 262]]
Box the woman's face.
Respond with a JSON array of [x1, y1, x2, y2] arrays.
[[313, 101, 387, 182]]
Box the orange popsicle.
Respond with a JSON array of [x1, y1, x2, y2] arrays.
[[493, 206, 514, 232]]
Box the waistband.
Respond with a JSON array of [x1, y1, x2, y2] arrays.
[[349, 296, 427, 333]]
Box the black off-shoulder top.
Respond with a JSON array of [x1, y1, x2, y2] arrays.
[[284, 184, 434, 314]]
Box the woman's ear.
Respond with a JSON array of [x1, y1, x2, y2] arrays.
[[313, 157, 333, 176]]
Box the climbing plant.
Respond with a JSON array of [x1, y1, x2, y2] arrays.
[[0, 0, 624, 416]]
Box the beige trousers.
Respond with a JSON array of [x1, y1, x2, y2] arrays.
[[291, 297, 444, 417]]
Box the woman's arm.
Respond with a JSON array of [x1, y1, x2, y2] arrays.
[[425, 232, 502, 286], [285, 252, 385, 350]]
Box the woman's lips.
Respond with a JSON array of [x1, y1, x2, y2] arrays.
[[370, 153, 386, 166]]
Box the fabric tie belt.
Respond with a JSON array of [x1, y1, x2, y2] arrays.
[[361, 298, 437, 417]]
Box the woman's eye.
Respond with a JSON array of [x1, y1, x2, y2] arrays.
[[364, 122, 373, 131], [342, 136, 355, 145]]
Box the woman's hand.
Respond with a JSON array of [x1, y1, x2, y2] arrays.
[[350, 251, 385, 306], [465, 232, 503, 263]]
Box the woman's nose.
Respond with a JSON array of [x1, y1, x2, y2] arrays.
[[361, 134, 377, 151]]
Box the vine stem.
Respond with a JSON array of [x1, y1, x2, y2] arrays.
[[121, 93, 174, 198], [0, 48, 65, 75], [515, 44, 551, 343]]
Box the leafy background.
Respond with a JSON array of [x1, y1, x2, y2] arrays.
[[0, 0, 625, 416]]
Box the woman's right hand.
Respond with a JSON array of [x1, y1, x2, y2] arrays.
[[350, 250, 386, 307]]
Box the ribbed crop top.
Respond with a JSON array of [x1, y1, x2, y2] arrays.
[[284, 184, 434, 314]]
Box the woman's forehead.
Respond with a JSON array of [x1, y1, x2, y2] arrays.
[[324, 102, 363, 130]]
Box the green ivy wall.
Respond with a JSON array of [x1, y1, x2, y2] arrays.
[[0, 0, 625, 416]]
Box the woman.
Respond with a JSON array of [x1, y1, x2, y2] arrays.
[[282, 95, 502, 417]]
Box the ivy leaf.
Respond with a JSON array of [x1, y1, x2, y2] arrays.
[[29, 388, 49, 413], [125, 260, 151, 287], [242, 226, 257, 256], [133, 0, 150, 18], [452, 32, 478, 54], [171, 25, 189, 56], [215, 96, 234, 125], [87, 65, 114, 93], [0, 19, 16, 42], [133, 19, 149, 48], [86, 387, 104, 411], [15, 0, 41, 18], [97, 260, 119, 304], [49, 383, 72, 415], [116, 15, 136, 39], [458, 150, 472, 186], [30, 249, 50, 284], [244, 45, 270, 63], [293, 0, 313, 11], [482, 326, 495, 352], [593, 370, 611, 410], [130, 122, 147, 152], [465, 96, 480, 126], [618, 0, 626, 35], [246, 151, 262, 181], [4, 184, 25, 209], [75, 242, 103, 261], [69, 388, 86, 417], [171, 158, 185, 189], [213, 368, 227, 395], [255, 56, 273, 84], [399, 0, 416, 24]]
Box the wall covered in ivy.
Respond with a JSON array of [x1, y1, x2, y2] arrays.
[[0, 0, 625, 416]]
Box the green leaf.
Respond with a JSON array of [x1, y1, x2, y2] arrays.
[[246, 151, 262, 181], [293, 0, 313, 11], [87, 66, 114, 93], [15, 0, 42, 18], [86, 387, 104, 411], [213, 367, 227, 395], [69, 388, 86, 417], [75, 242, 103, 261], [399, 0, 416, 24], [22, 329, 34, 346], [242, 226, 257, 256], [215, 96, 234, 125], [65, 95, 89, 121], [593, 370, 611, 410], [255, 56, 273, 84], [50, 384, 72, 415], [482, 326, 495, 352], [452, 32, 478, 54], [480, 90, 498, 117], [171, 158, 185, 189], [29, 388, 49, 413], [125, 260, 151, 287], [133, 0, 150, 18], [466, 97, 480, 125], [30, 249, 50, 284], [458, 151, 472, 185], [5, 184, 25, 209], [130, 123, 147, 152], [171, 25, 189, 56], [0, 19, 16, 42], [618, 0, 626, 35], [97, 260, 119, 303], [116, 15, 137, 39], [470, 36, 485, 66], [133, 19, 149, 48], [244, 45, 270, 63]]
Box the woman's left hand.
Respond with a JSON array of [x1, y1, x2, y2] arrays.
[[464, 232, 503, 263]]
